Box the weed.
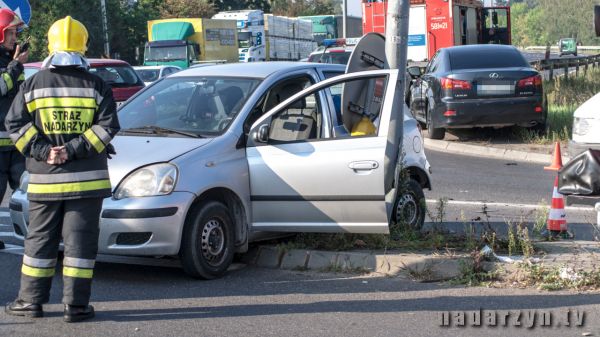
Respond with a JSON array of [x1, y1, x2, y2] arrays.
[[451, 251, 498, 286], [402, 261, 435, 281]]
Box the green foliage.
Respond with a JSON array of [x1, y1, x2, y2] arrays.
[[511, 0, 600, 47]]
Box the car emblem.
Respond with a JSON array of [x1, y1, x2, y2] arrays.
[[489, 73, 500, 79]]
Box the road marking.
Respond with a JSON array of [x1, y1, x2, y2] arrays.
[[264, 275, 368, 284], [426, 199, 594, 212], [0, 211, 9, 217], [0, 231, 14, 237]]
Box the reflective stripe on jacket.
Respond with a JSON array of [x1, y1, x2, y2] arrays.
[[0, 46, 25, 151], [5, 66, 120, 201]]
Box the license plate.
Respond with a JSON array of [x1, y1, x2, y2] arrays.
[[477, 82, 514, 96]]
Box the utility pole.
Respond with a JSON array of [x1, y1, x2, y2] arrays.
[[342, 0, 348, 38], [384, 0, 410, 208], [100, 0, 111, 57]]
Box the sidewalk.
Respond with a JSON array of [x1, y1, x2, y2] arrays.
[[244, 240, 600, 282]]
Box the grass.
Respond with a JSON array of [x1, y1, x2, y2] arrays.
[[509, 263, 600, 291]]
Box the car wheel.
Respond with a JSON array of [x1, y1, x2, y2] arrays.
[[393, 178, 425, 231], [180, 201, 235, 279], [426, 106, 445, 140]]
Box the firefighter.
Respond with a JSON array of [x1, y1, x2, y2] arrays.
[[4, 16, 119, 322], [0, 8, 27, 250]]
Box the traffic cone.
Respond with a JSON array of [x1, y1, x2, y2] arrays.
[[544, 142, 563, 171], [543, 142, 572, 238], [547, 176, 567, 233]]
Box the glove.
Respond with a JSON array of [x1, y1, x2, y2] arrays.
[[106, 143, 116, 159]]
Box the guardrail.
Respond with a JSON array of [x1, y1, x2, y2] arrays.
[[529, 54, 600, 80], [525, 46, 600, 53]]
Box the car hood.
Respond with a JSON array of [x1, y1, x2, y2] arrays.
[[108, 135, 213, 188], [574, 92, 600, 119]]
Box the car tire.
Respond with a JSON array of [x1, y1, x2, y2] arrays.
[[180, 201, 235, 279], [393, 178, 426, 231], [426, 106, 445, 140]]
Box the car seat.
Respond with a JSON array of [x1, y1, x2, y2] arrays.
[[267, 82, 318, 142]]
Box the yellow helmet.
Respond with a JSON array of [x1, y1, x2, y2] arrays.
[[47, 16, 88, 55]]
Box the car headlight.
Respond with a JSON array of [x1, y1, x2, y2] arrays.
[[19, 171, 29, 192], [114, 163, 178, 199], [573, 117, 591, 136]]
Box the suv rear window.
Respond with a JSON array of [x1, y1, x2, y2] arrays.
[[449, 48, 529, 70], [89, 65, 143, 87]]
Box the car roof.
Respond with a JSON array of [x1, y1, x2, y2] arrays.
[[133, 65, 178, 70], [443, 44, 518, 54], [171, 62, 346, 79], [25, 58, 133, 68]]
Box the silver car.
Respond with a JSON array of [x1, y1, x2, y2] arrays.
[[9, 62, 431, 279]]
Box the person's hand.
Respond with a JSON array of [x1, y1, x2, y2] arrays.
[[13, 45, 29, 64], [46, 146, 66, 165]]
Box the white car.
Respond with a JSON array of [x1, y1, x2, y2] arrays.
[[569, 92, 600, 157], [134, 65, 181, 86]]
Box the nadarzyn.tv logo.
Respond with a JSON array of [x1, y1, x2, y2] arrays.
[[439, 309, 585, 328]]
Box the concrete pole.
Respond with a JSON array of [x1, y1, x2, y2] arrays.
[[100, 0, 111, 57], [342, 0, 348, 38]]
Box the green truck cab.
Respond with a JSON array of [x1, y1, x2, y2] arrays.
[[144, 19, 239, 68], [559, 38, 578, 57]]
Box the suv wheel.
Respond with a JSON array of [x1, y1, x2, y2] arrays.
[[393, 179, 426, 231], [180, 201, 235, 279]]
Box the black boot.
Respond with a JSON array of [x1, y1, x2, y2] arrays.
[[5, 299, 43, 317], [64, 304, 95, 323]]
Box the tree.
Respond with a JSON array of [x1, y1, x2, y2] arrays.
[[159, 0, 216, 18], [213, 0, 270, 12], [271, 0, 336, 17]]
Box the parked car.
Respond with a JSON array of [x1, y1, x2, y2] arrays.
[[408, 44, 547, 140], [134, 65, 181, 86], [569, 92, 600, 157], [9, 62, 431, 279], [24, 59, 145, 107]]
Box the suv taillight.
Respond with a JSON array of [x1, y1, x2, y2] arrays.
[[441, 77, 472, 91]]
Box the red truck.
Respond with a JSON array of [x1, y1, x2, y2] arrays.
[[362, 0, 511, 61]]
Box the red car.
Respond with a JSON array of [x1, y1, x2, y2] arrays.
[[23, 58, 145, 106]]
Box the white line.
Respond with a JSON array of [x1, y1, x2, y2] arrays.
[[0, 231, 14, 237], [0, 244, 24, 256], [426, 199, 594, 212], [0, 211, 9, 217], [264, 276, 368, 284]]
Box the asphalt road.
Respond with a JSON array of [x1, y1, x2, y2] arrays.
[[1, 250, 600, 337], [424, 149, 599, 239]]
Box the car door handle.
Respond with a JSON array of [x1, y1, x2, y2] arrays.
[[348, 161, 379, 171]]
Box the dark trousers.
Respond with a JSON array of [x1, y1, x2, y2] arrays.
[[18, 198, 103, 306], [0, 150, 25, 204]]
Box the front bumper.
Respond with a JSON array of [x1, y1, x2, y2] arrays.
[[9, 191, 196, 256], [435, 96, 544, 128]]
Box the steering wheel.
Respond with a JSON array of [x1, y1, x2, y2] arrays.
[[216, 117, 233, 131]]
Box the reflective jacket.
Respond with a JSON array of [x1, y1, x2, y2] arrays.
[[0, 45, 25, 151], [5, 66, 120, 201]]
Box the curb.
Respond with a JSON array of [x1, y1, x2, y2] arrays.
[[242, 245, 469, 280], [424, 138, 570, 165]]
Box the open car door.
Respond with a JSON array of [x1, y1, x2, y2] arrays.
[[246, 69, 400, 234]]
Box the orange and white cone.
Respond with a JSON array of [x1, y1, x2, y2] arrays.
[[547, 176, 567, 232]]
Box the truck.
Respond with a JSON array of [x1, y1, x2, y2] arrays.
[[144, 18, 239, 68], [213, 10, 316, 62], [362, 0, 511, 62], [298, 15, 363, 45]]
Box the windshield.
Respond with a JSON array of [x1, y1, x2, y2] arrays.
[[136, 69, 160, 82], [145, 45, 187, 61], [307, 51, 352, 64], [89, 65, 143, 88], [118, 77, 261, 136]]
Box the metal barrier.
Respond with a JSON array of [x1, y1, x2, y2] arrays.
[[529, 54, 600, 80]]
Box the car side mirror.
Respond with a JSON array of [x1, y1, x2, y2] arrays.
[[407, 66, 422, 78], [253, 124, 269, 143]]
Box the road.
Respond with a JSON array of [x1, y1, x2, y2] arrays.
[[1, 251, 600, 337], [424, 149, 599, 239]]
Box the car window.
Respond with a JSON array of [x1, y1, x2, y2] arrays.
[[449, 48, 529, 70], [90, 65, 143, 87], [307, 51, 352, 64], [426, 51, 441, 73], [136, 69, 160, 82], [118, 76, 261, 136], [24, 67, 40, 80]]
